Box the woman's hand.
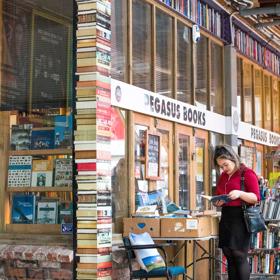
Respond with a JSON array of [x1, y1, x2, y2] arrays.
[[228, 190, 242, 200], [214, 200, 225, 207]]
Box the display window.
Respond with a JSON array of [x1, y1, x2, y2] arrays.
[[130, 113, 211, 215], [0, 0, 74, 241]]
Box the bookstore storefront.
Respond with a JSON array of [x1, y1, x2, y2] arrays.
[[0, 0, 74, 279], [0, 0, 280, 279]]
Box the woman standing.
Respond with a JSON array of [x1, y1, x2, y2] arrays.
[[213, 144, 260, 280]]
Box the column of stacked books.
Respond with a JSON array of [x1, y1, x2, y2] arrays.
[[75, 0, 112, 279]]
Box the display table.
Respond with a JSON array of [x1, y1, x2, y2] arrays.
[[154, 236, 220, 280]]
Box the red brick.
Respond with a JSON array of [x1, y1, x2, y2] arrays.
[[39, 261, 61, 269], [46, 247, 59, 262], [0, 245, 8, 259], [13, 245, 28, 260], [50, 269, 73, 279], [60, 263, 72, 270], [24, 247, 39, 261], [27, 268, 44, 279], [56, 248, 73, 263], [5, 266, 26, 278], [2, 245, 15, 259], [14, 260, 38, 268]]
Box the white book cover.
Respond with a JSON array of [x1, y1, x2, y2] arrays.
[[76, 101, 96, 109], [8, 156, 32, 187], [31, 159, 53, 187], [37, 201, 58, 224], [54, 158, 72, 187]]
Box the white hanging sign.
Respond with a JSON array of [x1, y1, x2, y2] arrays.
[[111, 79, 280, 146]]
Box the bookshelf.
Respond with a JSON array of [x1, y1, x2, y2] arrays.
[[158, 0, 223, 38], [7, 187, 72, 192], [6, 224, 61, 234], [10, 149, 72, 156], [233, 25, 280, 76], [3, 111, 73, 235]]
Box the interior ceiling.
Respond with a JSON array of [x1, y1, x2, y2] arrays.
[[249, 0, 280, 46], [222, 0, 280, 49]]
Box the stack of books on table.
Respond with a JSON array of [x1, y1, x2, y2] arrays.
[[75, 0, 112, 279]]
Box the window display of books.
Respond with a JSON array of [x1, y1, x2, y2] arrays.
[[11, 194, 73, 225], [10, 114, 72, 151], [6, 112, 73, 234], [7, 155, 72, 188]]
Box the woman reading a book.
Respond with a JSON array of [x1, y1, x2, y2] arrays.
[[213, 144, 260, 280]]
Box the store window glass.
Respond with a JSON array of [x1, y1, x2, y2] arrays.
[[236, 57, 242, 117], [272, 79, 279, 132], [134, 125, 149, 209], [264, 75, 272, 130], [111, 0, 127, 82], [194, 35, 208, 109], [0, 0, 73, 237], [156, 9, 173, 97], [156, 129, 170, 200], [132, 0, 152, 91], [256, 150, 262, 177], [243, 63, 253, 123], [210, 133, 224, 196], [210, 42, 223, 114], [178, 134, 190, 210], [240, 146, 254, 169], [254, 69, 263, 128], [177, 21, 192, 104], [111, 109, 127, 233], [195, 137, 205, 210]]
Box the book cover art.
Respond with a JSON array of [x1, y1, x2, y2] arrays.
[[59, 201, 73, 224], [37, 201, 58, 224], [31, 129, 55, 150], [31, 159, 53, 187], [54, 158, 72, 187], [8, 156, 32, 187], [10, 124, 33, 150], [11, 194, 36, 224], [54, 114, 72, 148], [97, 228, 112, 247]]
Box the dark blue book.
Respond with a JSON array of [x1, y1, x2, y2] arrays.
[[12, 194, 36, 224], [201, 194, 232, 204], [31, 129, 55, 150], [54, 115, 72, 148]]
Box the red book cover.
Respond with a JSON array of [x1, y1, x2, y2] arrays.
[[97, 267, 112, 277], [77, 162, 96, 171], [97, 261, 112, 269]]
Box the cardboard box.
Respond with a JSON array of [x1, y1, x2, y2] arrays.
[[123, 218, 160, 237], [160, 217, 212, 238], [210, 216, 220, 236]]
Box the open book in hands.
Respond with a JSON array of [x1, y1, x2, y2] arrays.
[[200, 194, 232, 204]]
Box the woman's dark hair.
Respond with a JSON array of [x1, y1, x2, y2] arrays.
[[213, 144, 241, 168]]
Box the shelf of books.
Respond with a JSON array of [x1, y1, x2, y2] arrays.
[[10, 149, 72, 156], [6, 111, 73, 235], [233, 25, 280, 76], [75, 0, 112, 279], [158, 0, 222, 38], [219, 180, 280, 279], [249, 182, 280, 276]]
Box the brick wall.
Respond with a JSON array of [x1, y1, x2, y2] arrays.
[[0, 245, 73, 280]]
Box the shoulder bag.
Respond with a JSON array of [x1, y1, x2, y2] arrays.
[[240, 170, 267, 233]]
